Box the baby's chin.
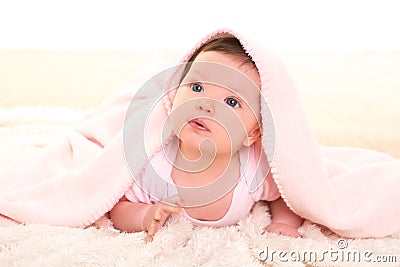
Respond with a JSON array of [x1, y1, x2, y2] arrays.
[[179, 138, 246, 158]]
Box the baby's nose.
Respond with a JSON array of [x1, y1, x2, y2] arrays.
[[196, 100, 214, 114]]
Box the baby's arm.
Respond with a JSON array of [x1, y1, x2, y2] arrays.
[[110, 196, 152, 232], [264, 197, 304, 237], [110, 196, 183, 241]]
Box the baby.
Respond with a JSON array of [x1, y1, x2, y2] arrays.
[[110, 35, 303, 241]]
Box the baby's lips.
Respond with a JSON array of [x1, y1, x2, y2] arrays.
[[189, 118, 210, 131]]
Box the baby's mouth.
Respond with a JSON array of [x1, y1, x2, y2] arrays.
[[188, 118, 210, 132]]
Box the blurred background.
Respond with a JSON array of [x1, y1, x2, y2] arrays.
[[1, 0, 399, 106], [1, 0, 399, 52], [0, 0, 399, 156]]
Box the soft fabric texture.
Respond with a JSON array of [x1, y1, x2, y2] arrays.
[[1, 107, 399, 266], [0, 28, 399, 239]]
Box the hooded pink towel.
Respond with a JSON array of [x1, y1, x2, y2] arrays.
[[0, 28, 399, 238]]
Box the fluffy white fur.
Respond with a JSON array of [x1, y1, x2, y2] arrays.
[[0, 107, 398, 266]]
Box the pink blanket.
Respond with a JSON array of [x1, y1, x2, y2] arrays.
[[1, 28, 399, 238]]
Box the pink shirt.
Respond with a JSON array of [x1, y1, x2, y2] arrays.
[[125, 137, 280, 227]]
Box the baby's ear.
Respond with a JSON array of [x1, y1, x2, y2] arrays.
[[243, 128, 261, 147]]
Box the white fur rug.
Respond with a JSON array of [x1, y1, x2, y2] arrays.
[[0, 107, 399, 266]]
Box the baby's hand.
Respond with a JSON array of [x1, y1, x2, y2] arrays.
[[263, 222, 300, 238], [143, 201, 183, 242]]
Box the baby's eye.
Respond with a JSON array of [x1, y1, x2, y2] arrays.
[[191, 83, 203, 93], [225, 97, 241, 108]]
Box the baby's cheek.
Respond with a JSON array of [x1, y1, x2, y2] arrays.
[[216, 126, 247, 153]]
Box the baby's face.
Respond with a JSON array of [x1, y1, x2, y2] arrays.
[[170, 51, 261, 155]]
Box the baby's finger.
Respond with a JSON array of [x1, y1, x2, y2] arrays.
[[145, 234, 154, 243], [153, 206, 175, 221], [153, 208, 163, 221], [146, 218, 165, 242], [167, 194, 184, 207], [161, 204, 184, 216], [154, 208, 175, 227], [147, 220, 161, 236]]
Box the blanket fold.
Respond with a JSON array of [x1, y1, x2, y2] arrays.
[[1, 28, 399, 238]]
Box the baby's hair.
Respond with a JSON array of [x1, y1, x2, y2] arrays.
[[179, 34, 256, 84], [188, 34, 255, 67]]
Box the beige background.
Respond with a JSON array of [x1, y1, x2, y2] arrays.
[[1, 50, 399, 157]]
